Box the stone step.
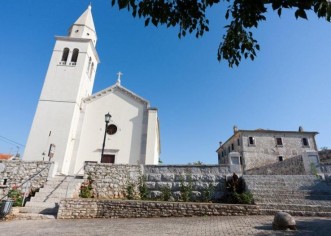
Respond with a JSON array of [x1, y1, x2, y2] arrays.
[[249, 188, 331, 195], [254, 197, 331, 206], [243, 175, 318, 180], [19, 205, 58, 215], [256, 203, 331, 212], [44, 180, 83, 187], [28, 195, 68, 203], [252, 192, 331, 200], [259, 208, 331, 217], [19, 175, 83, 217], [245, 181, 325, 187], [38, 187, 79, 194], [14, 213, 56, 220], [25, 201, 58, 208], [248, 187, 331, 194]]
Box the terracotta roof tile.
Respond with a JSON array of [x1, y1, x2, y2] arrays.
[[0, 154, 13, 160]]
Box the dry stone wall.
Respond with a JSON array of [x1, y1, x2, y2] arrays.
[[143, 165, 231, 200], [245, 155, 306, 175], [84, 164, 236, 200], [321, 164, 331, 174], [58, 199, 261, 219], [321, 164, 331, 183], [0, 161, 52, 198], [84, 163, 141, 199]]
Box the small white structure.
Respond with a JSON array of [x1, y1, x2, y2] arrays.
[[23, 6, 161, 175]]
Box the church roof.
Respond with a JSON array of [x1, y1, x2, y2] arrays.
[[73, 5, 96, 32], [84, 84, 150, 106]]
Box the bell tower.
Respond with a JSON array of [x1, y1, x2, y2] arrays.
[[24, 5, 99, 175]]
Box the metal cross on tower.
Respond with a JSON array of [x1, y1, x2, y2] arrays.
[[116, 71, 123, 85]]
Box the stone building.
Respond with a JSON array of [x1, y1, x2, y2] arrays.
[[23, 6, 161, 175], [216, 126, 318, 170]]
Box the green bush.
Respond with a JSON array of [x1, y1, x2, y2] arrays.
[[179, 176, 193, 202], [160, 185, 172, 201], [138, 175, 149, 200], [126, 182, 135, 200], [80, 175, 94, 198], [8, 187, 23, 207], [221, 173, 254, 205], [230, 192, 254, 204], [201, 183, 215, 202]]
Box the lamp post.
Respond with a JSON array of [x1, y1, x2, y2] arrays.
[[101, 112, 111, 160]]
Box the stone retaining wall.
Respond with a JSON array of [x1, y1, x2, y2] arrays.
[[0, 161, 53, 199], [245, 155, 306, 175], [84, 164, 237, 200], [321, 164, 331, 183], [84, 164, 141, 199], [57, 199, 261, 219], [320, 164, 331, 174], [143, 165, 232, 200]]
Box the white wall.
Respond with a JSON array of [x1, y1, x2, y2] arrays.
[[71, 87, 149, 173], [145, 109, 160, 164]]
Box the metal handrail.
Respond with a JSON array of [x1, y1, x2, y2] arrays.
[[65, 165, 85, 198], [0, 162, 53, 201]]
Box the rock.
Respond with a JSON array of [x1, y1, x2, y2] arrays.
[[272, 212, 296, 230]]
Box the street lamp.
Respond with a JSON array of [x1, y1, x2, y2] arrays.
[[101, 112, 111, 160]]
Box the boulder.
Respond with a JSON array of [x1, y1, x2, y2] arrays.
[[272, 212, 296, 230]]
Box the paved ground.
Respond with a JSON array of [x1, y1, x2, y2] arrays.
[[1, 216, 331, 236]]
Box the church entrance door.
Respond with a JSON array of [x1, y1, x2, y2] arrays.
[[101, 154, 115, 163]]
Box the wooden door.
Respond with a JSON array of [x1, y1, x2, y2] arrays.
[[101, 154, 115, 163]]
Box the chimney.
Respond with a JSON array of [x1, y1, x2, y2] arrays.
[[219, 142, 223, 147], [298, 126, 304, 132], [233, 125, 238, 133]]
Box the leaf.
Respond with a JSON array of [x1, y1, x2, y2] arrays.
[[225, 9, 230, 19], [145, 18, 150, 26], [277, 8, 282, 17], [295, 9, 308, 19], [272, 0, 282, 10]]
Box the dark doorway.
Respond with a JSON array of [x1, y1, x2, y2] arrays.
[[101, 154, 115, 163]]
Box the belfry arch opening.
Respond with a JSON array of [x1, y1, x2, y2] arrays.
[[71, 48, 79, 64], [61, 48, 70, 63]]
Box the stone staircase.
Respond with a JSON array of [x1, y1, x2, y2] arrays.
[[243, 175, 331, 216], [19, 175, 83, 218]]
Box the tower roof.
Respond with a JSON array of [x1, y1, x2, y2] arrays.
[[68, 5, 97, 46], [73, 5, 96, 32]]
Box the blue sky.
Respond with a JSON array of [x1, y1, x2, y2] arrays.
[[0, 1, 330, 164]]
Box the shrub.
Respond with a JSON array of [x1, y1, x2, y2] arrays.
[[160, 185, 172, 201], [201, 183, 215, 202], [126, 182, 135, 200], [80, 175, 94, 198], [138, 175, 149, 200], [221, 173, 254, 205], [230, 192, 254, 204], [179, 175, 193, 202], [8, 185, 23, 207]]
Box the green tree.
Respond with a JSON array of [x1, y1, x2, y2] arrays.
[[111, 0, 331, 67]]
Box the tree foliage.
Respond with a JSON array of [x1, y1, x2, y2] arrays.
[[111, 0, 331, 67]]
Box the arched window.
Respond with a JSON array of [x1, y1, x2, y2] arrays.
[[61, 48, 69, 64], [89, 62, 94, 78], [71, 48, 79, 65]]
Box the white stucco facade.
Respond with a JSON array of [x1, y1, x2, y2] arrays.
[[23, 6, 161, 174]]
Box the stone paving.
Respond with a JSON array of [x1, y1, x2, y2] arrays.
[[1, 215, 330, 236]]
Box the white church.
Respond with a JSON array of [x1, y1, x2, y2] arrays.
[[23, 6, 161, 175]]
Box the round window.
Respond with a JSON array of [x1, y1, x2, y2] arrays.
[[106, 124, 117, 135]]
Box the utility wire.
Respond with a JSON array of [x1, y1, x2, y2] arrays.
[[0, 135, 25, 147]]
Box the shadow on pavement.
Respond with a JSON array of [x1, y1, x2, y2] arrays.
[[254, 218, 331, 236]]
